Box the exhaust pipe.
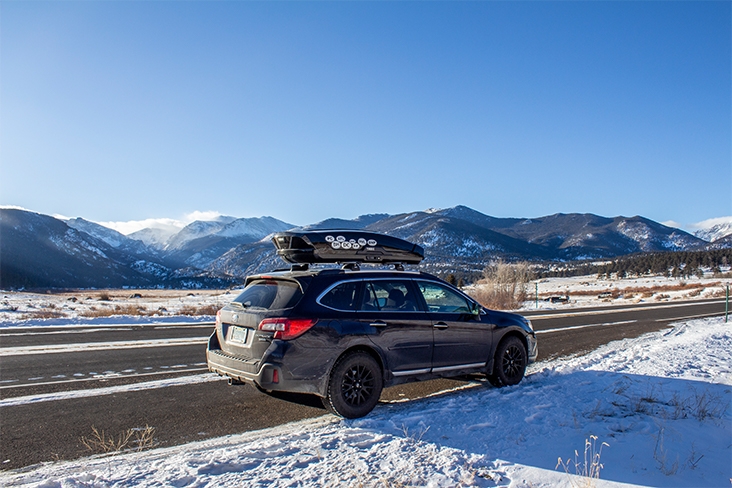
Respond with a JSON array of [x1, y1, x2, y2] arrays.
[[228, 378, 245, 386]]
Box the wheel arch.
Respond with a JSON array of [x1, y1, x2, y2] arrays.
[[318, 344, 386, 397], [492, 328, 530, 365]]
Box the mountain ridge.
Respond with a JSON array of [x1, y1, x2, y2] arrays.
[[0, 206, 724, 289]]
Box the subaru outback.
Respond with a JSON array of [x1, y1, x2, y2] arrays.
[[206, 230, 537, 418]]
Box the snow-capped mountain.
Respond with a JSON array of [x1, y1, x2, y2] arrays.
[[164, 216, 237, 251], [693, 217, 732, 242], [128, 227, 179, 249], [65, 217, 159, 258], [216, 216, 293, 239], [161, 216, 294, 269]]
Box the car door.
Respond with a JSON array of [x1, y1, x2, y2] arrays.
[[358, 279, 433, 377], [415, 280, 494, 373]]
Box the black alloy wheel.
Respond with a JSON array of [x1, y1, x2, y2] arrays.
[[323, 351, 383, 419], [487, 336, 527, 387]]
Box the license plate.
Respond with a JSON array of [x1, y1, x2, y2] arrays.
[[229, 326, 249, 344]]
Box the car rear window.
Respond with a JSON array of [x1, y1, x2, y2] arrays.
[[232, 279, 303, 310]]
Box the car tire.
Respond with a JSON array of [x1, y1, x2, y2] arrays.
[[487, 336, 527, 387], [323, 351, 383, 419]]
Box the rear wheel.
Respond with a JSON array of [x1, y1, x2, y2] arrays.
[[487, 336, 527, 387], [323, 351, 383, 419]]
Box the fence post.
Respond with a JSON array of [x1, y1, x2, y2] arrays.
[[535, 282, 539, 309], [726, 284, 729, 323]]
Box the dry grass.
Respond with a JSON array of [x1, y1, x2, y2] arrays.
[[178, 304, 221, 316], [565, 281, 719, 298], [80, 304, 154, 318], [20, 310, 67, 320], [468, 261, 532, 310], [81, 425, 156, 455], [556, 435, 609, 488]]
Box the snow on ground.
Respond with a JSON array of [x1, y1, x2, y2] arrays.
[[1, 317, 730, 487]]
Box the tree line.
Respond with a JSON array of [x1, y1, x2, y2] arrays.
[[537, 249, 732, 280]]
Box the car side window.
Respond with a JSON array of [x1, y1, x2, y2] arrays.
[[359, 281, 418, 312], [319, 281, 359, 311], [417, 281, 471, 313]]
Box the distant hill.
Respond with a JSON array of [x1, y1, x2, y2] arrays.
[[0, 209, 236, 289], [0, 206, 720, 289]]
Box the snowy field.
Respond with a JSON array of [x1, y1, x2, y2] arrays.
[[1, 317, 730, 487], [526, 274, 730, 310]]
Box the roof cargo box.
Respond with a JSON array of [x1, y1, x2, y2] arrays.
[[272, 230, 424, 265]]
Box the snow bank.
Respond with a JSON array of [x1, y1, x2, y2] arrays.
[[2, 318, 730, 487]]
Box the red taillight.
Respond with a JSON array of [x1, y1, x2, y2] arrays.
[[258, 318, 318, 340]]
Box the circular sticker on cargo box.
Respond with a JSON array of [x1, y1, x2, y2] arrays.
[[367, 239, 377, 246], [331, 241, 341, 249], [337, 235, 346, 242], [358, 238, 367, 246], [341, 241, 352, 249], [325, 235, 335, 243]]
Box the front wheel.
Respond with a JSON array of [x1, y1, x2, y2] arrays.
[[487, 336, 527, 387], [323, 351, 383, 419]]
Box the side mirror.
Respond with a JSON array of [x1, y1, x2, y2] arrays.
[[470, 302, 482, 316]]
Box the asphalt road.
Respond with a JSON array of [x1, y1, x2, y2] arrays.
[[0, 299, 726, 470]]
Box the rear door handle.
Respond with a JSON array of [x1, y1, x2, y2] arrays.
[[370, 321, 388, 328], [433, 322, 448, 329]]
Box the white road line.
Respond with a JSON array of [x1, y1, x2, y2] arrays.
[[0, 322, 215, 332], [0, 328, 135, 337], [655, 312, 725, 322], [0, 373, 222, 407], [0, 367, 210, 390], [536, 320, 637, 334], [527, 299, 724, 320], [0, 337, 208, 357]]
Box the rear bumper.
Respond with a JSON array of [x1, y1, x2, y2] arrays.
[[206, 332, 326, 396]]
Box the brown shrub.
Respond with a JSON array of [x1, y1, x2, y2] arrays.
[[468, 261, 532, 310], [80, 304, 150, 318], [569, 282, 714, 298], [21, 310, 66, 320], [178, 304, 220, 316]]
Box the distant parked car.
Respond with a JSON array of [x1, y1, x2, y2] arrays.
[[207, 231, 538, 418]]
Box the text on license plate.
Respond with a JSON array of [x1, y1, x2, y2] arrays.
[[230, 326, 249, 344]]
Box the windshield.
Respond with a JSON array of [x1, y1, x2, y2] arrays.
[[232, 279, 303, 310]]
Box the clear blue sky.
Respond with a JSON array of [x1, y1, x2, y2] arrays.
[[2, 1, 730, 230]]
